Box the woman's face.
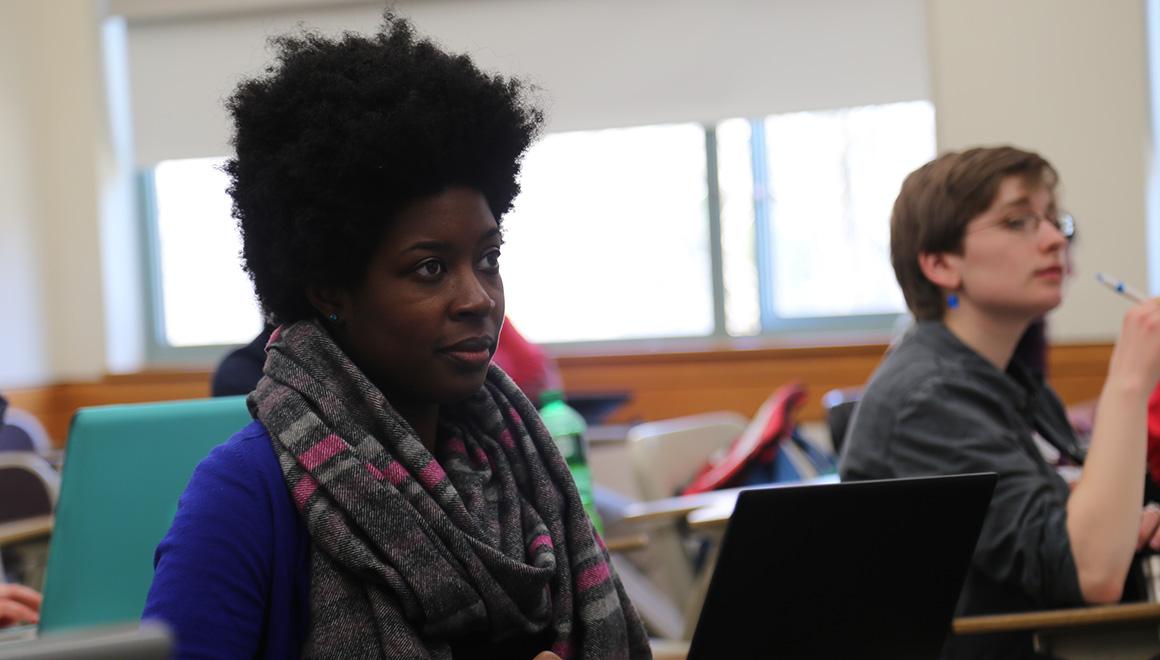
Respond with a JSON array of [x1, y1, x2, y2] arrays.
[[329, 186, 505, 409], [945, 175, 1070, 322]]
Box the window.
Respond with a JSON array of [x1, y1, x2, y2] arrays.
[[147, 157, 262, 349], [142, 101, 935, 353], [501, 124, 714, 343], [719, 101, 934, 334]]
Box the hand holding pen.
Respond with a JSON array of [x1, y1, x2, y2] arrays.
[[1095, 272, 1160, 396]]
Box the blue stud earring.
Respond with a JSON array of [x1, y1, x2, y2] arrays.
[[947, 293, 959, 310], [327, 312, 339, 322]]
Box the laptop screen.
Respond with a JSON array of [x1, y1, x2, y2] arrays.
[[687, 472, 996, 660]]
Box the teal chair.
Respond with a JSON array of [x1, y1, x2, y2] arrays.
[[38, 397, 252, 634]]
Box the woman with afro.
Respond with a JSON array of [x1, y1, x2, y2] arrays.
[[143, 13, 650, 660]]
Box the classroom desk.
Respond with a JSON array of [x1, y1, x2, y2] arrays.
[[953, 602, 1160, 659], [683, 473, 842, 531], [604, 533, 648, 553], [648, 639, 689, 660], [618, 473, 841, 529], [618, 488, 738, 527], [0, 515, 53, 546]]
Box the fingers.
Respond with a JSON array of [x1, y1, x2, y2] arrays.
[[1149, 503, 1160, 551], [0, 598, 39, 626], [1109, 299, 1160, 392], [1138, 504, 1160, 551], [0, 584, 42, 611]]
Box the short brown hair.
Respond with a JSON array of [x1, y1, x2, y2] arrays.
[[891, 146, 1058, 320]]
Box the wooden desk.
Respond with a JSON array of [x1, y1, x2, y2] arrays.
[[604, 533, 648, 553], [619, 489, 736, 526], [954, 602, 1160, 659], [0, 515, 53, 546], [618, 473, 840, 528], [684, 473, 842, 531]]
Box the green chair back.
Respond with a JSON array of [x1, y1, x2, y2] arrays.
[[38, 397, 252, 633]]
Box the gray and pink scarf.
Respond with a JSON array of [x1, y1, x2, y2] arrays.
[[248, 320, 650, 659]]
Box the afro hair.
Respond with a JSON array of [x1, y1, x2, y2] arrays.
[[225, 12, 543, 324]]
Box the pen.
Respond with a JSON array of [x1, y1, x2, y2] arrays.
[[1095, 272, 1146, 303]]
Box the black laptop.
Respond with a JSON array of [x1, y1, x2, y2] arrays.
[[687, 472, 997, 660]]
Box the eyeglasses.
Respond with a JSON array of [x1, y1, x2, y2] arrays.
[[970, 210, 1076, 241]]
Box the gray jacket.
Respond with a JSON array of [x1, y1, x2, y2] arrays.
[[840, 321, 1087, 659]]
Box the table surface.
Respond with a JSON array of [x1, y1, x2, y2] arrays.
[[0, 515, 53, 546], [603, 533, 648, 553], [686, 474, 841, 530], [619, 474, 840, 527], [953, 601, 1160, 635]]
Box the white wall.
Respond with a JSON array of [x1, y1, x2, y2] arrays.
[[0, 2, 51, 387], [0, 0, 109, 387], [927, 0, 1152, 342], [0, 0, 1155, 387]]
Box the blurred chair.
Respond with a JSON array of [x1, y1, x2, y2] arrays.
[[0, 452, 59, 588], [38, 397, 252, 634], [0, 453, 58, 523], [621, 412, 746, 639], [628, 412, 747, 501], [0, 408, 52, 457], [821, 387, 863, 457]]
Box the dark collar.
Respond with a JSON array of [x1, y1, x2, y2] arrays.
[[911, 321, 1084, 464]]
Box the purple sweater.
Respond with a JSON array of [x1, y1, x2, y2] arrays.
[[142, 420, 311, 659]]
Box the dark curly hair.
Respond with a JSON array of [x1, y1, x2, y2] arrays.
[[226, 12, 543, 324]]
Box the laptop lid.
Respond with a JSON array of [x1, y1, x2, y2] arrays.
[[39, 397, 251, 634], [687, 472, 997, 660], [0, 623, 170, 660]]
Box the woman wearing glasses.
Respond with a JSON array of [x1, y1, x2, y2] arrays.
[[840, 146, 1160, 659]]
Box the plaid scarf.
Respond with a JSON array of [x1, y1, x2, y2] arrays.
[[248, 320, 650, 659]]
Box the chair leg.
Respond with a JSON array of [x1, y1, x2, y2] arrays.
[[681, 530, 724, 641], [610, 553, 685, 640]]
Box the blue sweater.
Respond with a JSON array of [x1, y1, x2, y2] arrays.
[[143, 420, 311, 659]]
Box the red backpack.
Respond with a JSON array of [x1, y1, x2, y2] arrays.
[[681, 383, 825, 495]]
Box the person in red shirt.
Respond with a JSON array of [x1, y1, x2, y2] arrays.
[[491, 319, 562, 406]]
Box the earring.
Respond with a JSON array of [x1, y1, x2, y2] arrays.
[[947, 293, 959, 310], [327, 312, 339, 322]]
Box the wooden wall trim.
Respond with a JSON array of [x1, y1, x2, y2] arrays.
[[5, 342, 1115, 448], [564, 342, 1114, 425], [7, 371, 213, 447]]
